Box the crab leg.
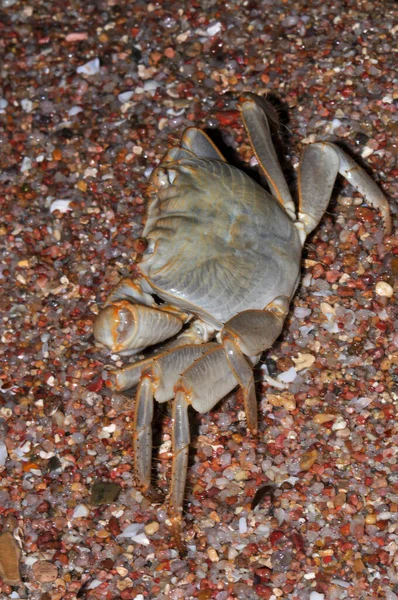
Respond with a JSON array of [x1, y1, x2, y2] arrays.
[[238, 94, 296, 220], [133, 372, 161, 501], [298, 142, 392, 236], [169, 346, 237, 512], [131, 344, 217, 500], [222, 338, 257, 434], [108, 320, 214, 391], [221, 302, 288, 432], [181, 127, 227, 161]]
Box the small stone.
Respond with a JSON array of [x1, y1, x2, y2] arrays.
[[365, 513, 377, 525], [207, 547, 219, 562], [332, 418, 347, 431], [144, 521, 160, 536], [268, 392, 296, 411], [0, 530, 21, 585], [300, 448, 319, 471], [50, 199, 73, 213], [72, 504, 90, 519], [234, 469, 249, 481], [313, 413, 336, 425], [77, 58, 100, 75], [32, 560, 58, 583], [375, 281, 394, 298], [90, 482, 121, 505], [164, 47, 175, 58], [292, 353, 315, 371]]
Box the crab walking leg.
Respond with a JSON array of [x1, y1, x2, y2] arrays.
[[238, 94, 296, 220], [298, 142, 392, 236], [133, 373, 161, 501], [169, 346, 238, 514], [170, 389, 190, 517], [222, 338, 258, 434], [132, 344, 217, 499], [181, 127, 227, 162], [222, 302, 288, 429]]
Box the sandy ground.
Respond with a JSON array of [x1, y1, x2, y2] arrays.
[[0, 0, 397, 598]]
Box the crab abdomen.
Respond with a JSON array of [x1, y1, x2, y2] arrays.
[[140, 157, 301, 327]]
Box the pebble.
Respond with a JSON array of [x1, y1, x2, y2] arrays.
[[268, 392, 296, 411], [72, 504, 90, 519], [144, 521, 160, 535], [50, 199, 73, 213], [292, 353, 316, 371], [207, 548, 219, 562], [32, 560, 58, 583], [313, 413, 336, 425], [277, 367, 297, 383], [0, 529, 21, 586], [375, 281, 394, 297], [300, 449, 319, 471], [0, 441, 8, 466], [76, 57, 100, 75]]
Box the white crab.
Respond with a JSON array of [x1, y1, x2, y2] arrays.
[[93, 93, 391, 543]]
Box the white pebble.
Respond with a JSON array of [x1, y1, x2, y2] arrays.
[[72, 504, 90, 519], [69, 105, 83, 116], [0, 440, 8, 466], [20, 156, 32, 173], [239, 517, 248, 534], [77, 57, 100, 75], [21, 98, 33, 112], [310, 593, 325, 600], [375, 281, 393, 298], [50, 199, 73, 213], [118, 91, 134, 103], [143, 80, 159, 93], [228, 547, 239, 560], [361, 146, 374, 158], [206, 21, 222, 36], [332, 418, 347, 431], [277, 366, 297, 383], [132, 532, 149, 546], [0, 98, 8, 112], [118, 523, 144, 538]]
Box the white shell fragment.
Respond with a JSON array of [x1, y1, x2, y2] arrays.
[[77, 58, 100, 75]]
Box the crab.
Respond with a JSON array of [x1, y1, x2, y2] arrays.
[[93, 93, 391, 546]]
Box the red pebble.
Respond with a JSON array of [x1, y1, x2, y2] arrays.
[[215, 110, 239, 125], [269, 530, 285, 546], [87, 378, 104, 392]]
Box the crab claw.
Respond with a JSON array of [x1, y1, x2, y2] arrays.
[[93, 300, 184, 356]]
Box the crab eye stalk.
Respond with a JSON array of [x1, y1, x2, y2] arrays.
[[93, 300, 184, 356]]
